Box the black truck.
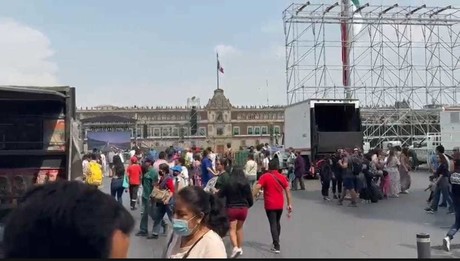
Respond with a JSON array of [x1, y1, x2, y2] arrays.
[[0, 86, 82, 253]]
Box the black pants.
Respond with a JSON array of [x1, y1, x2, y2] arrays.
[[129, 185, 139, 208], [332, 172, 343, 195], [266, 209, 283, 249], [321, 177, 331, 197]]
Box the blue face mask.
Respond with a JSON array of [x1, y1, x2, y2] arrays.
[[172, 216, 197, 236]]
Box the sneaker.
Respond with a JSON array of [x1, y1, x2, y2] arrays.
[[147, 234, 159, 239], [270, 246, 280, 254], [400, 190, 409, 194], [447, 209, 454, 215], [333, 194, 338, 199], [135, 231, 147, 237], [439, 204, 448, 208], [323, 196, 331, 201], [443, 237, 451, 252], [231, 247, 242, 258], [424, 207, 435, 214]]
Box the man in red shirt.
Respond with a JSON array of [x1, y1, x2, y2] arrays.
[[253, 159, 293, 254], [127, 156, 142, 210]]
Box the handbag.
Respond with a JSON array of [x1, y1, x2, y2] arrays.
[[150, 176, 170, 202], [122, 174, 129, 189]]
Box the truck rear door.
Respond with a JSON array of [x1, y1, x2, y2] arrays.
[[312, 101, 363, 154]]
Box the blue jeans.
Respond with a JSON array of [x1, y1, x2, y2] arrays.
[[431, 178, 453, 211], [152, 202, 173, 236], [447, 197, 460, 239], [110, 179, 124, 204]]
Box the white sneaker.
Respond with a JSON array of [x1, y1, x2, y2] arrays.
[[443, 237, 451, 252], [231, 247, 242, 258]]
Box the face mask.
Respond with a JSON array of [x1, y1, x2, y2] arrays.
[[172, 216, 197, 236]]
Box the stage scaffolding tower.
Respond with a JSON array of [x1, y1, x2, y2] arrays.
[[283, 1, 460, 147]]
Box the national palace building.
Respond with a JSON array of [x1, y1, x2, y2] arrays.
[[77, 89, 285, 154]]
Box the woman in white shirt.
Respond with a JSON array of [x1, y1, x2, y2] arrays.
[[163, 186, 229, 258], [262, 151, 270, 173], [244, 153, 258, 187]]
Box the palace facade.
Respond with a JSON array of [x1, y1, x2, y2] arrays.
[[77, 89, 285, 154]]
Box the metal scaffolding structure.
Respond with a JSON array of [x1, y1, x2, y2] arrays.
[[283, 1, 460, 147]]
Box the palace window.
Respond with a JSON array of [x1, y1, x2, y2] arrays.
[[274, 126, 281, 135], [254, 127, 261, 135], [199, 127, 206, 136], [216, 127, 224, 136], [233, 127, 240, 136], [153, 128, 160, 137], [182, 127, 189, 136], [261, 126, 268, 135], [172, 127, 179, 137], [247, 126, 253, 135]]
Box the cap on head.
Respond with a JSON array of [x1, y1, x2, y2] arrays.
[[170, 166, 182, 173], [130, 156, 138, 164]]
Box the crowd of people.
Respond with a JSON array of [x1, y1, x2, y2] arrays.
[[315, 144, 460, 252], [2, 143, 292, 258], [316, 146, 413, 207], [4, 140, 460, 258]]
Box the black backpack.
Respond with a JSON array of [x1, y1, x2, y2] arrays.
[[351, 158, 363, 176]]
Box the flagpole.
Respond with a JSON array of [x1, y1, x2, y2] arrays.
[[341, 0, 352, 99], [216, 52, 220, 90]]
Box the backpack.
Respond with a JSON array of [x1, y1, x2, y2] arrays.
[[319, 160, 333, 180], [351, 158, 363, 176], [87, 161, 103, 186]]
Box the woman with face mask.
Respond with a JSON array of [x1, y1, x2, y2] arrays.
[[163, 186, 229, 258]]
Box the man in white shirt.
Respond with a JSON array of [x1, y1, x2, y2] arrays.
[[185, 148, 194, 165], [117, 150, 125, 164], [100, 153, 107, 176], [244, 153, 258, 187], [176, 158, 189, 186], [171, 166, 187, 191]]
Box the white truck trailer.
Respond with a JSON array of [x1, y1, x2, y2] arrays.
[[411, 107, 460, 164], [284, 99, 363, 160]]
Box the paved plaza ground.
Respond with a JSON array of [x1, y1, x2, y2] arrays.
[[102, 169, 460, 258]]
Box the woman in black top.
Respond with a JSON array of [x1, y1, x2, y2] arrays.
[[426, 153, 453, 214], [443, 149, 460, 251], [218, 167, 253, 258], [111, 155, 125, 203]]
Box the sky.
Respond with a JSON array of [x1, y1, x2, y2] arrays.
[[0, 0, 455, 107]]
